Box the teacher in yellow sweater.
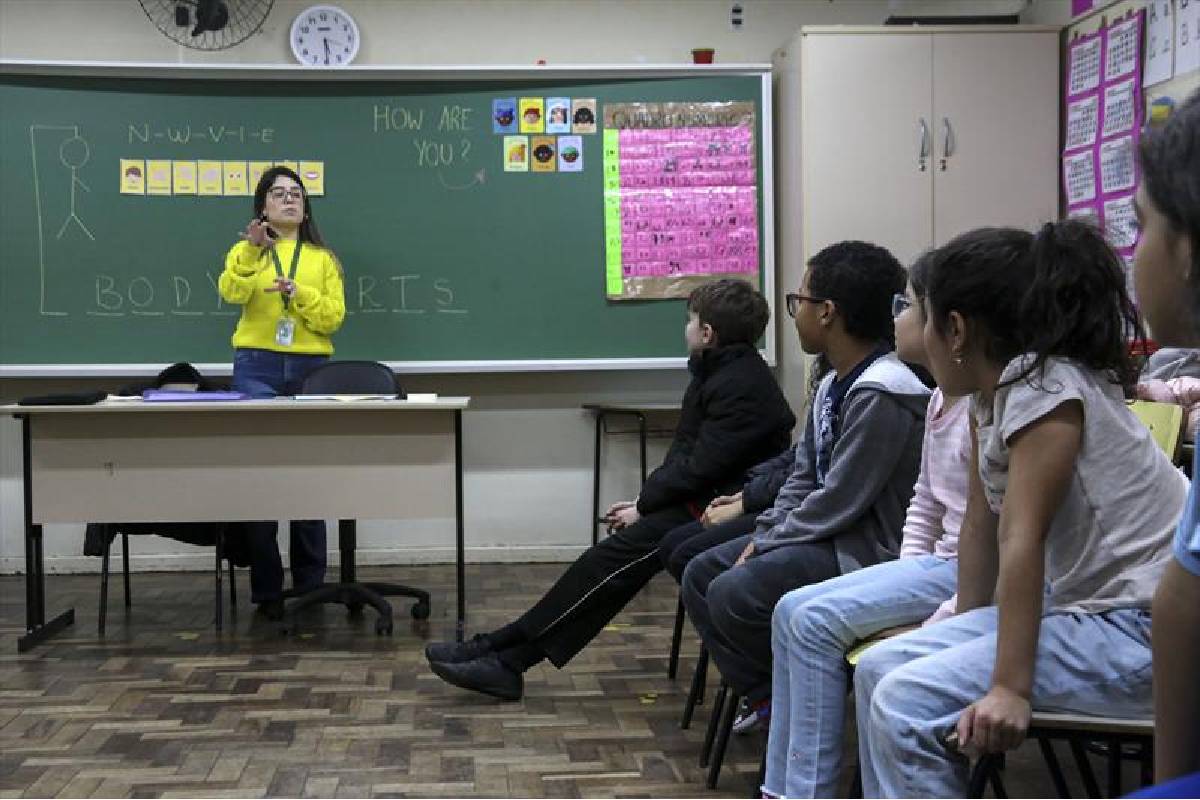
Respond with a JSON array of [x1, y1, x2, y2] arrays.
[[218, 165, 345, 615]]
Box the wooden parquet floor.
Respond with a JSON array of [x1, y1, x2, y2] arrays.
[[0, 564, 1087, 798]]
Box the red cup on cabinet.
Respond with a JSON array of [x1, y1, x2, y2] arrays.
[[692, 48, 715, 64]]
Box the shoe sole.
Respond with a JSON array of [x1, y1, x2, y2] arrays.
[[428, 658, 522, 702], [424, 641, 490, 664]]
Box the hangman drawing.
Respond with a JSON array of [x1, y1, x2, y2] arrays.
[[30, 124, 95, 316], [55, 132, 94, 241]]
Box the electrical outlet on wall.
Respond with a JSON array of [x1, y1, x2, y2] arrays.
[[731, 3, 744, 31]]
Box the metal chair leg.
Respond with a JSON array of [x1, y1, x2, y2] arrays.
[[1107, 735, 1122, 798], [214, 526, 224, 631], [1036, 736, 1071, 798], [1068, 738, 1102, 798], [967, 753, 1003, 798], [667, 595, 685, 680], [681, 646, 708, 729], [228, 560, 237, 608], [706, 689, 740, 789], [99, 529, 111, 635], [700, 682, 728, 768]]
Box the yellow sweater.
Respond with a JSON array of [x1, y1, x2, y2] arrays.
[[218, 239, 345, 355]]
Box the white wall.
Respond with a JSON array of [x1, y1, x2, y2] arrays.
[[0, 0, 1064, 573]]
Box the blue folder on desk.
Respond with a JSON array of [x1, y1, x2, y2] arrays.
[[142, 389, 247, 402]]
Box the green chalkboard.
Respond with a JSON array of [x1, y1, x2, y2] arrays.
[[0, 65, 772, 372]]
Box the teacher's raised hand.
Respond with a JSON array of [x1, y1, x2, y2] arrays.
[[240, 217, 276, 249]]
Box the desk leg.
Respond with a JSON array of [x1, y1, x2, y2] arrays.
[[592, 411, 603, 546], [17, 415, 74, 653], [455, 409, 465, 642]]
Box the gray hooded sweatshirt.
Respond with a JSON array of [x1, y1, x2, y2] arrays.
[[752, 352, 930, 574]]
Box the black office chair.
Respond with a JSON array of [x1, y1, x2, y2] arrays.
[[88, 363, 245, 634], [90, 522, 243, 634], [283, 360, 430, 633], [298, 359, 408, 398]]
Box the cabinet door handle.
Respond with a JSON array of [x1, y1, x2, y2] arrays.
[[917, 118, 929, 172], [939, 117, 955, 171]]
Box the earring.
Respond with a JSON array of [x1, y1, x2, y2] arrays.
[[953, 354, 965, 366]]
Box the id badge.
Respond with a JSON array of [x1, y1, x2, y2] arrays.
[[275, 316, 295, 347]]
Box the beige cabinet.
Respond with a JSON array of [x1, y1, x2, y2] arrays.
[[797, 27, 1060, 268]]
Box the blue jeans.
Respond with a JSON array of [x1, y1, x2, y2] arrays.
[[764, 555, 957, 798], [854, 605, 1154, 798], [231, 348, 329, 601], [232, 347, 329, 398]]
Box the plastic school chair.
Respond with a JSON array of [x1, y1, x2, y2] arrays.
[[1128, 399, 1185, 462]]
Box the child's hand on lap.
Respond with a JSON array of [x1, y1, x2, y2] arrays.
[[957, 685, 1031, 754], [702, 493, 744, 527]]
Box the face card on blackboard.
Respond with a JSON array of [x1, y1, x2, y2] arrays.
[[531, 136, 556, 172], [503, 135, 529, 172], [492, 98, 517, 134]]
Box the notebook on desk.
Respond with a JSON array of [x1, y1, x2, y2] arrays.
[[142, 390, 247, 402]]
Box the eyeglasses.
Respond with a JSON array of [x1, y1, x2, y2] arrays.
[[892, 293, 913, 318], [785, 292, 824, 318], [268, 187, 305, 201]]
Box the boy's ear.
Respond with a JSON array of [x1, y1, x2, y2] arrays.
[[701, 322, 716, 345], [947, 311, 969, 357], [818, 299, 837, 328]]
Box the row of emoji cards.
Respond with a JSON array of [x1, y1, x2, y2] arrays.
[[503, 135, 583, 172], [119, 159, 326, 196], [493, 97, 597, 135]]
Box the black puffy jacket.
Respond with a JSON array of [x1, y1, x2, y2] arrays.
[[636, 343, 795, 515]]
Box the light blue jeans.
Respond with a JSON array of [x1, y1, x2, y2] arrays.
[[854, 605, 1154, 798], [764, 555, 957, 798]]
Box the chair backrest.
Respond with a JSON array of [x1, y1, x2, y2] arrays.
[[116, 361, 223, 395], [1128, 400, 1184, 463], [300, 360, 404, 397]]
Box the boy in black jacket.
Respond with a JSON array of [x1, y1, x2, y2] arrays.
[[426, 279, 796, 701]]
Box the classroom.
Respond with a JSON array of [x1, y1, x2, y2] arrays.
[[2, 0, 1200, 797]]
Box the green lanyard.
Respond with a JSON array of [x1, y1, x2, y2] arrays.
[[269, 240, 303, 311]]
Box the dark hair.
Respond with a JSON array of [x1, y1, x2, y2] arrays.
[[804, 241, 906, 393], [925, 221, 1142, 391], [686, 278, 769, 346], [807, 241, 907, 344], [1139, 89, 1200, 326], [252, 166, 327, 249], [909, 250, 934, 315]]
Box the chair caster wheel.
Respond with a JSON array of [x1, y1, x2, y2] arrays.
[[411, 601, 431, 620], [375, 616, 394, 635]]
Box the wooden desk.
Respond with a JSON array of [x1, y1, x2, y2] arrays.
[[582, 403, 681, 545], [2, 397, 470, 652]]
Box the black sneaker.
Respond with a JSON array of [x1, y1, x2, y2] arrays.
[[255, 598, 285, 621], [425, 633, 493, 664], [428, 652, 524, 702]]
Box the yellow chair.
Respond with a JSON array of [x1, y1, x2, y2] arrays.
[[1128, 399, 1185, 463]]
